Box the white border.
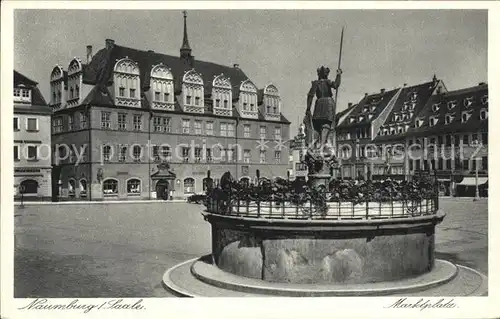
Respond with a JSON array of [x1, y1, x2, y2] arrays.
[[2, 1, 499, 319]]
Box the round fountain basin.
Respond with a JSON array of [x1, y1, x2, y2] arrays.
[[203, 211, 445, 285]]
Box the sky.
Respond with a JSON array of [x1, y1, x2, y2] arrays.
[[14, 9, 487, 134]]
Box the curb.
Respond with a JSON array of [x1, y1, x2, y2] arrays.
[[14, 200, 194, 205]]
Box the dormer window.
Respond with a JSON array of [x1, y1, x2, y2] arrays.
[[415, 119, 424, 128], [445, 114, 454, 124], [66, 58, 83, 106], [113, 57, 141, 108], [461, 111, 472, 123], [212, 73, 231, 116], [150, 63, 174, 110], [349, 116, 356, 123], [363, 106, 369, 113], [390, 127, 396, 135], [359, 115, 365, 122], [14, 88, 20, 97], [239, 79, 258, 118], [411, 91, 418, 100], [14, 87, 31, 103], [432, 103, 440, 112], [394, 114, 401, 122], [480, 108, 488, 120], [370, 106, 376, 112], [403, 102, 408, 111], [397, 126, 403, 134], [130, 88, 136, 98], [263, 84, 281, 121], [481, 94, 488, 105], [429, 116, 438, 126], [368, 114, 373, 120], [464, 97, 473, 108], [447, 100, 457, 110]]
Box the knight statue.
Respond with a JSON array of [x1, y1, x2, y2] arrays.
[[304, 66, 342, 148]]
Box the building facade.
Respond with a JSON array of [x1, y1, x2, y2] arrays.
[[50, 13, 290, 201], [14, 71, 52, 200], [335, 76, 488, 197]]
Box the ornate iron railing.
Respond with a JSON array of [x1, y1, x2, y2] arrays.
[[203, 171, 439, 220]]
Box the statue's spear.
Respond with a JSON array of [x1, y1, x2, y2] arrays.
[[329, 26, 344, 146]]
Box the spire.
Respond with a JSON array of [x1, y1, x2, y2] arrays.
[[180, 10, 192, 58]]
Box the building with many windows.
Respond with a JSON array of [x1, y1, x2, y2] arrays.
[[50, 12, 290, 201], [335, 76, 488, 197], [13, 70, 52, 200]]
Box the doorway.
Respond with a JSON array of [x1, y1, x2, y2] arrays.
[[156, 179, 170, 200]]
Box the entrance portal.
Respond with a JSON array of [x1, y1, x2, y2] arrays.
[[156, 179, 170, 200]]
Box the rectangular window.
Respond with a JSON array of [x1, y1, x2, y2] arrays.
[[472, 133, 478, 143], [215, 99, 220, 108], [206, 148, 212, 162], [463, 159, 469, 170], [152, 146, 160, 161], [160, 146, 171, 161], [194, 147, 202, 162], [119, 146, 127, 162], [164, 92, 169, 102], [101, 112, 111, 129], [274, 127, 281, 140], [14, 117, 19, 131], [194, 120, 202, 135], [472, 159, 477, 171], [223, 100, 228, 108], [243, 102, 248, 111], [186, 95, 192, 105], [195, 97, 200, 106], [80, 112, 87, 129], [437, 136, 443, 145], [220, 123, 227, 137], [14, 145, 19, 161], [182, 119, 190, 134], [244, 149, 251, 163], [118, 113, 127, 130], [182, 147, 189, 162], [27, 146, 37, 160], [130, 88, 136, 98], [244, 124, 251, 138], [463, 134, 469, 145], [164, 117, 171, 132], [133, 146, 142, 162], [438, 158, 443, 170], [482, 156, 488, 170], [445, 134, 452, 146], [227, 149, 234, 163], [133, 114, 142, 131], [27, 118, 38, 131], [409, 160, 413, 171], [454, 135, 460, 147], [155, 91, 160, 101], [119, 87, 125, 97], [206, 121, 214, 135], [274, 150, 281, 163], [446, 159, 452, 170], [482, 132, 488, 145], [68, 115, 74, 131], [260, 126, 266, 139], [227, 123, 235, 137], [13, 88, 20, 97], [22, 89, 30, 98], [53, 117, 63, 133], [260, 150, 266, 163]]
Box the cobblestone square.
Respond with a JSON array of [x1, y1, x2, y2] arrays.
[[13, 198, 487, 297]]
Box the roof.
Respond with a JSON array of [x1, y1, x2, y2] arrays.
[[13, 70, 48, 107], [374, 80, 439, 142], [83, 43, 250, 97], [78, 41, 289, 124], [407, 83, 488, 137], [337, 88, 399, 129]]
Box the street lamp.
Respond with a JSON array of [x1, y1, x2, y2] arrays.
[[472, 139, 481, 201]]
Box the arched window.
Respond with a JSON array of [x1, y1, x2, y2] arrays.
[[182, 69, 204, 114], [127, 179, 141, 195], [113, 57, 141, 107], [50, 65, 64, 106], [20, 179, 38, 194], [67, 58, 82, 106], [150, 64, 174, 110], [263, 84, 281, 120], [103, 179, 118, 195], [68, 179, 76, 196], [212, 74, 232, 116], [184, 177, 195, 194], [79, 179, 87, 197]]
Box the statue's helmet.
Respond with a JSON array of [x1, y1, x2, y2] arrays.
[[317, 66, 330, 79]]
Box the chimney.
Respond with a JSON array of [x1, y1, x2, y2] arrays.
[[348, 102, 353, 107], [148, 50, 155, 53], [380, 88, 385, 94], [86, 45, 93, 63], [403, 83, 407, 87], [233, 63, 240, 69], [105, 39, 115, 49], [478, 82, 486, 86], [364, 93, 368, 98], [432, 74, 438, 84]]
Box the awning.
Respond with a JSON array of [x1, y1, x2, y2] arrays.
[[457, 177, 488, 186]]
